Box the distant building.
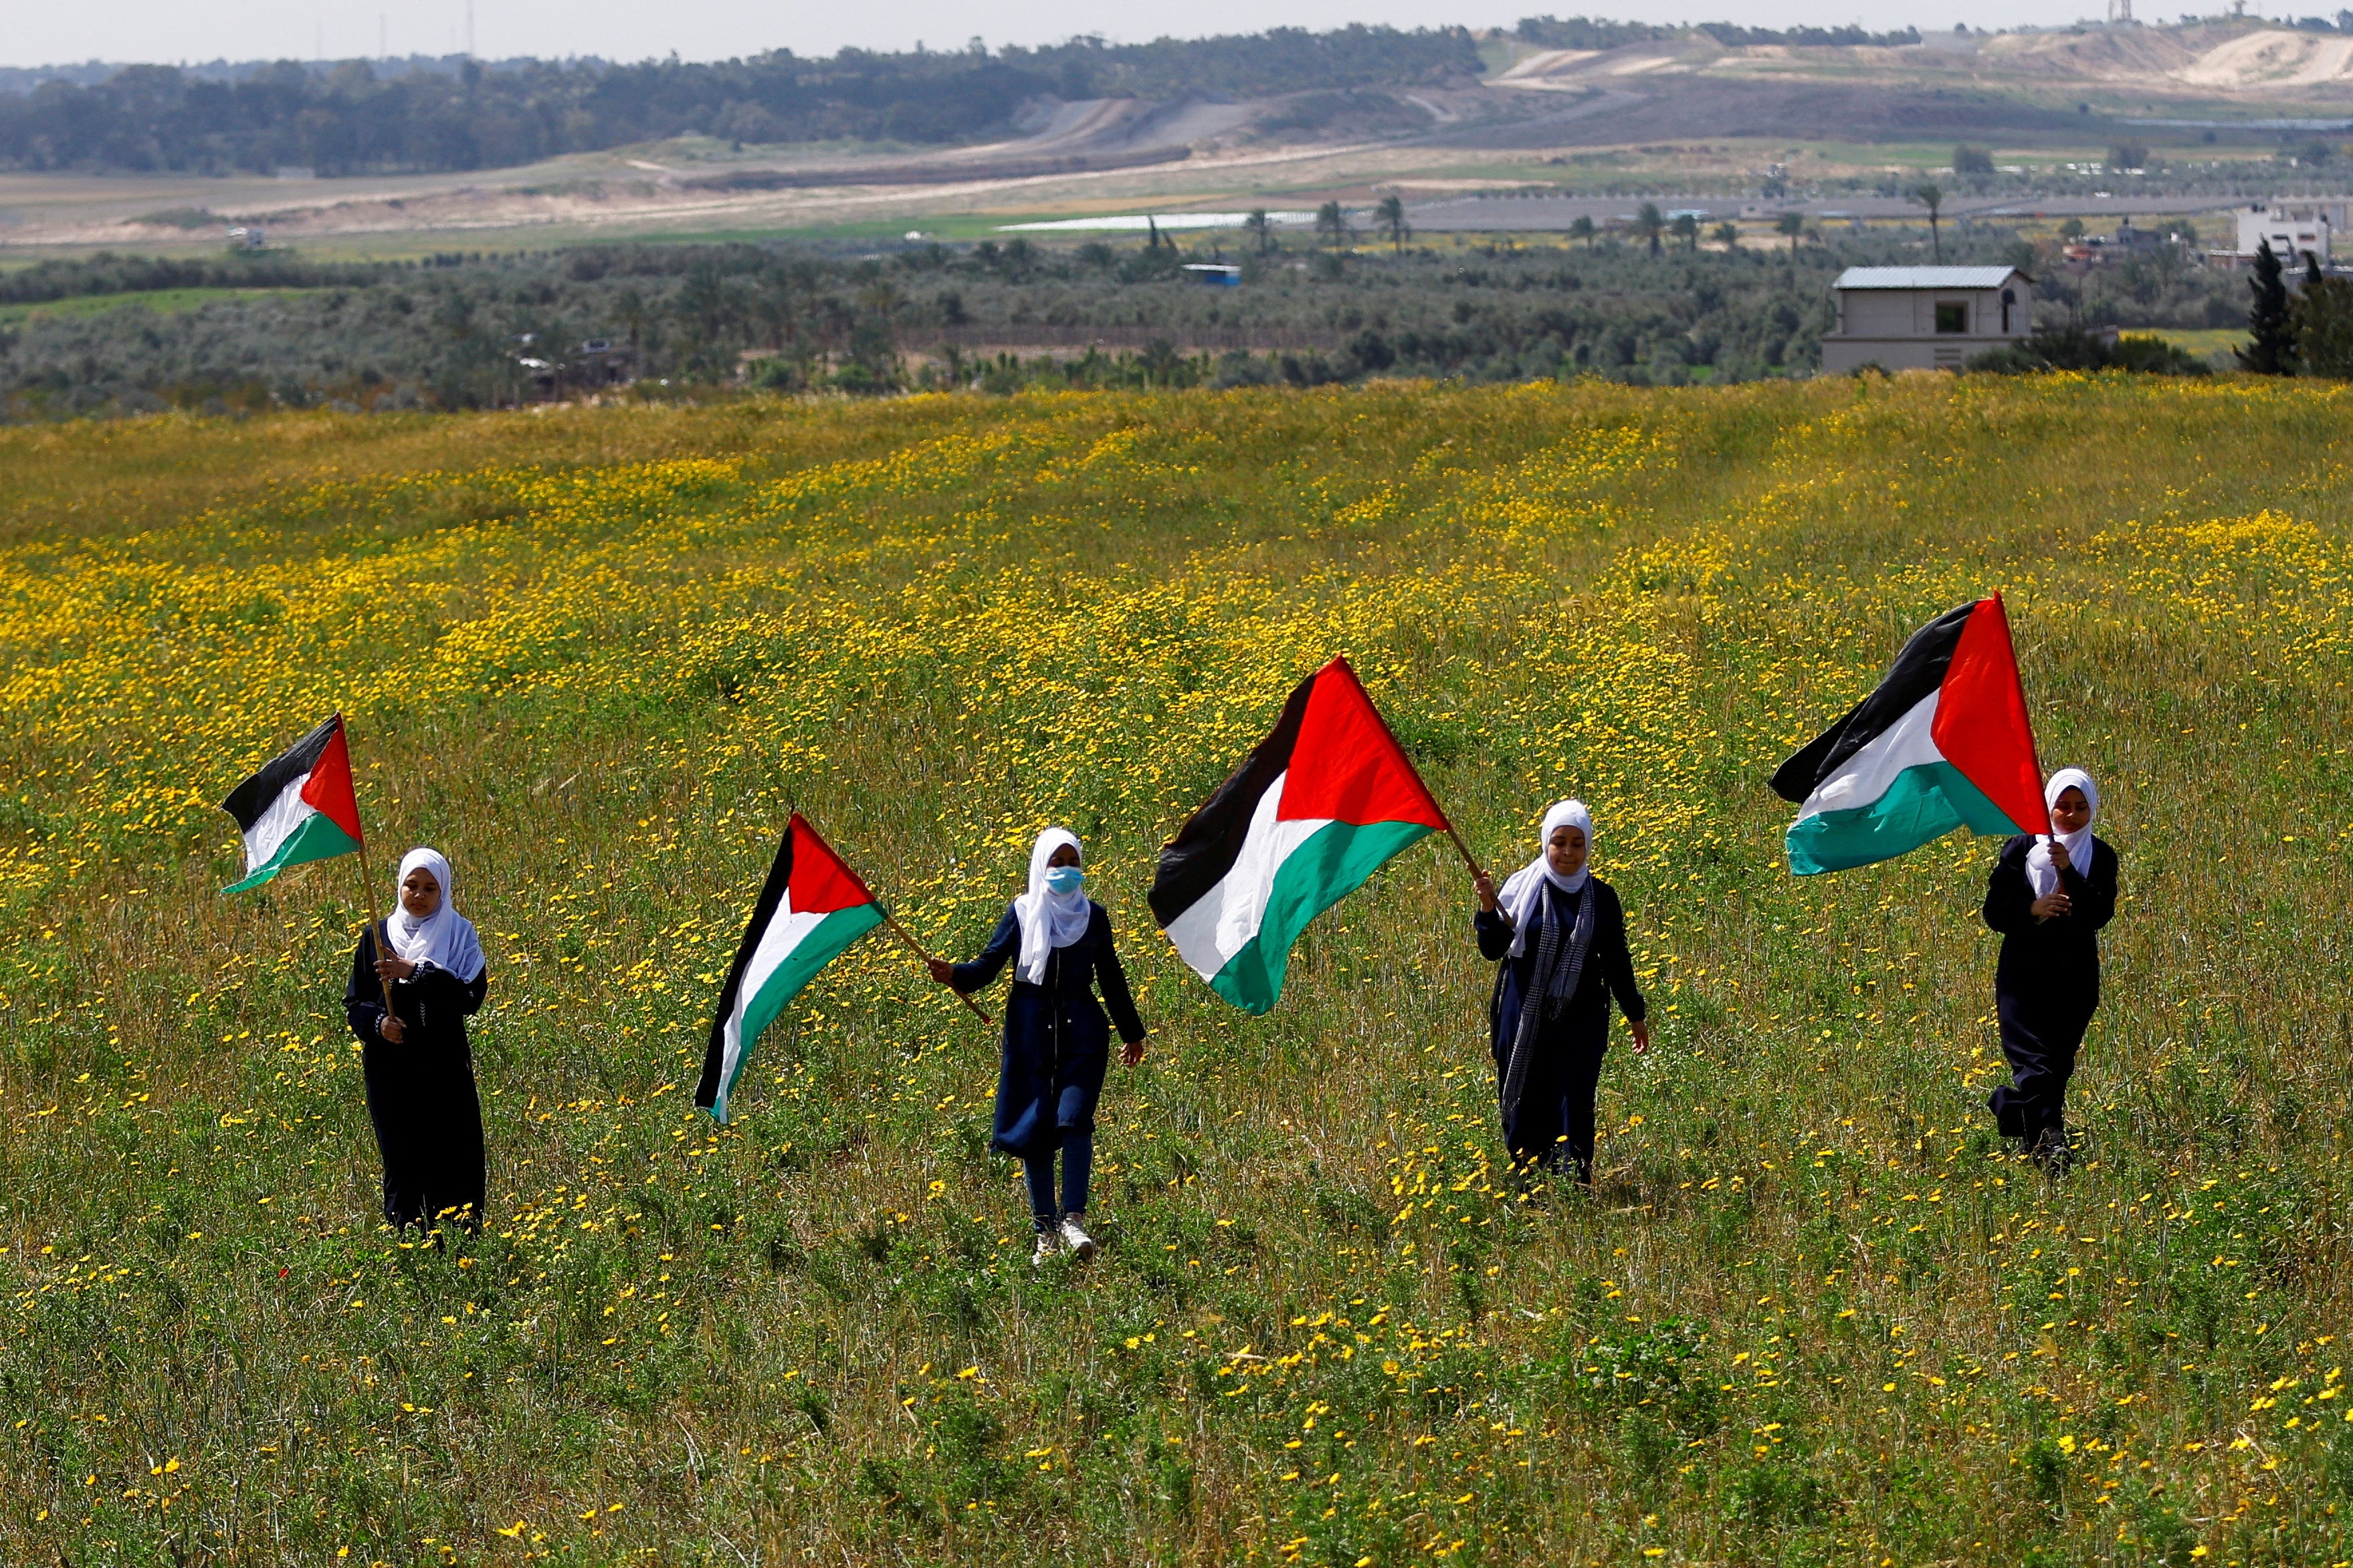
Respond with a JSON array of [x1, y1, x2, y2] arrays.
[[2221, 201, 2350, 269], [1821, 266, 2033, 373], [225, 225, 265, 250], [1181, 263, 1242, 287]]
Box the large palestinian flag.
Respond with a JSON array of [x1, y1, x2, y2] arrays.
[[220, 713, 366, 893], [697, 814, 885, 1123], [1150, 656, 1449, 1014], [1770, 596, 2051, 875]]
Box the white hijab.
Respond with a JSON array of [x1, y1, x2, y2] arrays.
[[2027, 768, 2099, 899], [1014, 827, 1093, 984], [383, 846, 486, 982], [1497, 799, 1593, 958]]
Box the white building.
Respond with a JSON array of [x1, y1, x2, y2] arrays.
[[2226, 201, 2350, 268], [1820, 266, 2033, 373]]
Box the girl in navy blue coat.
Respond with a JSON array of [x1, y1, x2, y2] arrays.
[[932, 828, 1147, 1264], [1471, 800, 1647, 1184], [1982, 768, 2118, 1170]]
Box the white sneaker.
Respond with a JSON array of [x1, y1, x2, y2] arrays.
[[1059, 1216, 1097, 1260], [1031, 1231, 1060, 1267]]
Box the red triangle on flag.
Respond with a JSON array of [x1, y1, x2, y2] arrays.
[[298, 719, 365, 844], [787, 812, 878, 914], [1929, 595, 2052, 836], [1275, 657, 1450, 830]]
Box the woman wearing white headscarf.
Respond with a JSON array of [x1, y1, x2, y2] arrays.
[[929, 828, 1147, 1264], [1471, 800, 1648, 1184], [1981, 768, 2118, 1169], [342, 847, 490, 1234]]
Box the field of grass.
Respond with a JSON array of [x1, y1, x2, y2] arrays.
[[0, 287, 325, 326], [1, 376, 2350, 1566]]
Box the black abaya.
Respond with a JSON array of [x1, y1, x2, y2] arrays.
[[1474, 879, 1645, 1178], [1981, 833, 2118, 1147], [344, 927, 489, 1232]]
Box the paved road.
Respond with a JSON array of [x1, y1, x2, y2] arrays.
[[1404, 191, 2306, 231]]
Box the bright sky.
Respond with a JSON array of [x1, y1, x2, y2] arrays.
[[3, 0, 2195, 71]]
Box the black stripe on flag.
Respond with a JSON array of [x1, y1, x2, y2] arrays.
[[221, 713, 344, 830], [696, 826, 797, 1115], [1768, 601, 1977, 804], [1148, 667, 1316, 929]]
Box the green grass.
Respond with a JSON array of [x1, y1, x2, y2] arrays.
[[2133, 328, 2247, 367], [0, 286, 326, 326], [1, 378, 2350, 1565]]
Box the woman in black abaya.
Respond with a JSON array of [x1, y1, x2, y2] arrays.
[[1982, 768, 2118, 1171], [344, 847, 489, 1234]]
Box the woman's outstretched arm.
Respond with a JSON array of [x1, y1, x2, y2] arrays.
[[946, 907, 1021, 994]]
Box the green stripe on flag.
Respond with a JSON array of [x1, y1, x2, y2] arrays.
[[1208, 818, 1431, 1015], [719, 903, 883, 1116], [223, 810, 363, 894], [1786, 760, 2019, 875]]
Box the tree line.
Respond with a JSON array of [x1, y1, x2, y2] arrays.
[[11, 220, 2223, 419], [0, 26, 1481, 175]]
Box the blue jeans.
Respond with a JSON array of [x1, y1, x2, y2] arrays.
[[1023, 1135, 1092, 1230]]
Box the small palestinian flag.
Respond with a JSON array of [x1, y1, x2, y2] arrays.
[[1770, 595, 2051, 875], [220, 713, 365, 893], [1151, 655, 1449, 1014], [696, 814, 885, 1123]]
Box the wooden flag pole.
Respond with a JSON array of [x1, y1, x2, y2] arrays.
[[875, 908, 995, 1030], [794, 808, 995, 1030], [343, 714, 395, 1014]]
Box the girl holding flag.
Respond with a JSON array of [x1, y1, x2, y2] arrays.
[[1471, 800, 1648, 1185], [343, 848, 490, 1235], [1982, 769, 2118, 1170], [930, 829, 1148, 1265]]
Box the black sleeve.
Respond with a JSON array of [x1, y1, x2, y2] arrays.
[[1474, 907, 1516, 962], [949, 907, 1022, 994], [1596, 884, 1646, 1024], [1981, 838, 2036, 935], [344, 929, 387, 1044], [1091, 909, 1148, 1045], [412, 962, 490, 1018], [2062, 838, 2118, 933]]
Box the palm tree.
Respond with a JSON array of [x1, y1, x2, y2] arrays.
[[1374, 193, 1411, 252], [1568, 214, 1597, 249], [1635, 201, 1666, 257], [1912, 182, 1945, 262], [1670, 211, 1700, 251], [1712, 221, 1740, 248], [1775, 210, 1805, 254], [1243, 209, 1273, 257], [1315, 200, 1352, 248]]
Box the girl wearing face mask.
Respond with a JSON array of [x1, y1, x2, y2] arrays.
[[1982, 768, 2118, 1171], [930, 828, 1148, 1264], [1471, 800, 1649, 1184], [343, 847, 490, 1235]]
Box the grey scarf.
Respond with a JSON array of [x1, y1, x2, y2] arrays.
[[1500, 881, 1597, 1125]]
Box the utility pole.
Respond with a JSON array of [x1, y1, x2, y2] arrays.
[[466, 0, 476, 59]]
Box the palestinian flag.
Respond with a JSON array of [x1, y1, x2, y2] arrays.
[[1150, 655, 1449, 1014], [696, 814, 884, 1123], [220, 713, 365, 893], [1770, 595, 2051, 875]]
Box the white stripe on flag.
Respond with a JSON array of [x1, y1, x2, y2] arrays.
[[241, 773, 316, 875], [1795, 689, 1943, 822], [1162, 770, 1336, 981], [720, 900, 826, 1083]]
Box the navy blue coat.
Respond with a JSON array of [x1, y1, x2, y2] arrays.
[[1475, 879, 1645, 1066], [950, 902, 1147, 1160]]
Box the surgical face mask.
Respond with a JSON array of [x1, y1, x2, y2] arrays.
[[1043, 865, 1085, 897]]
